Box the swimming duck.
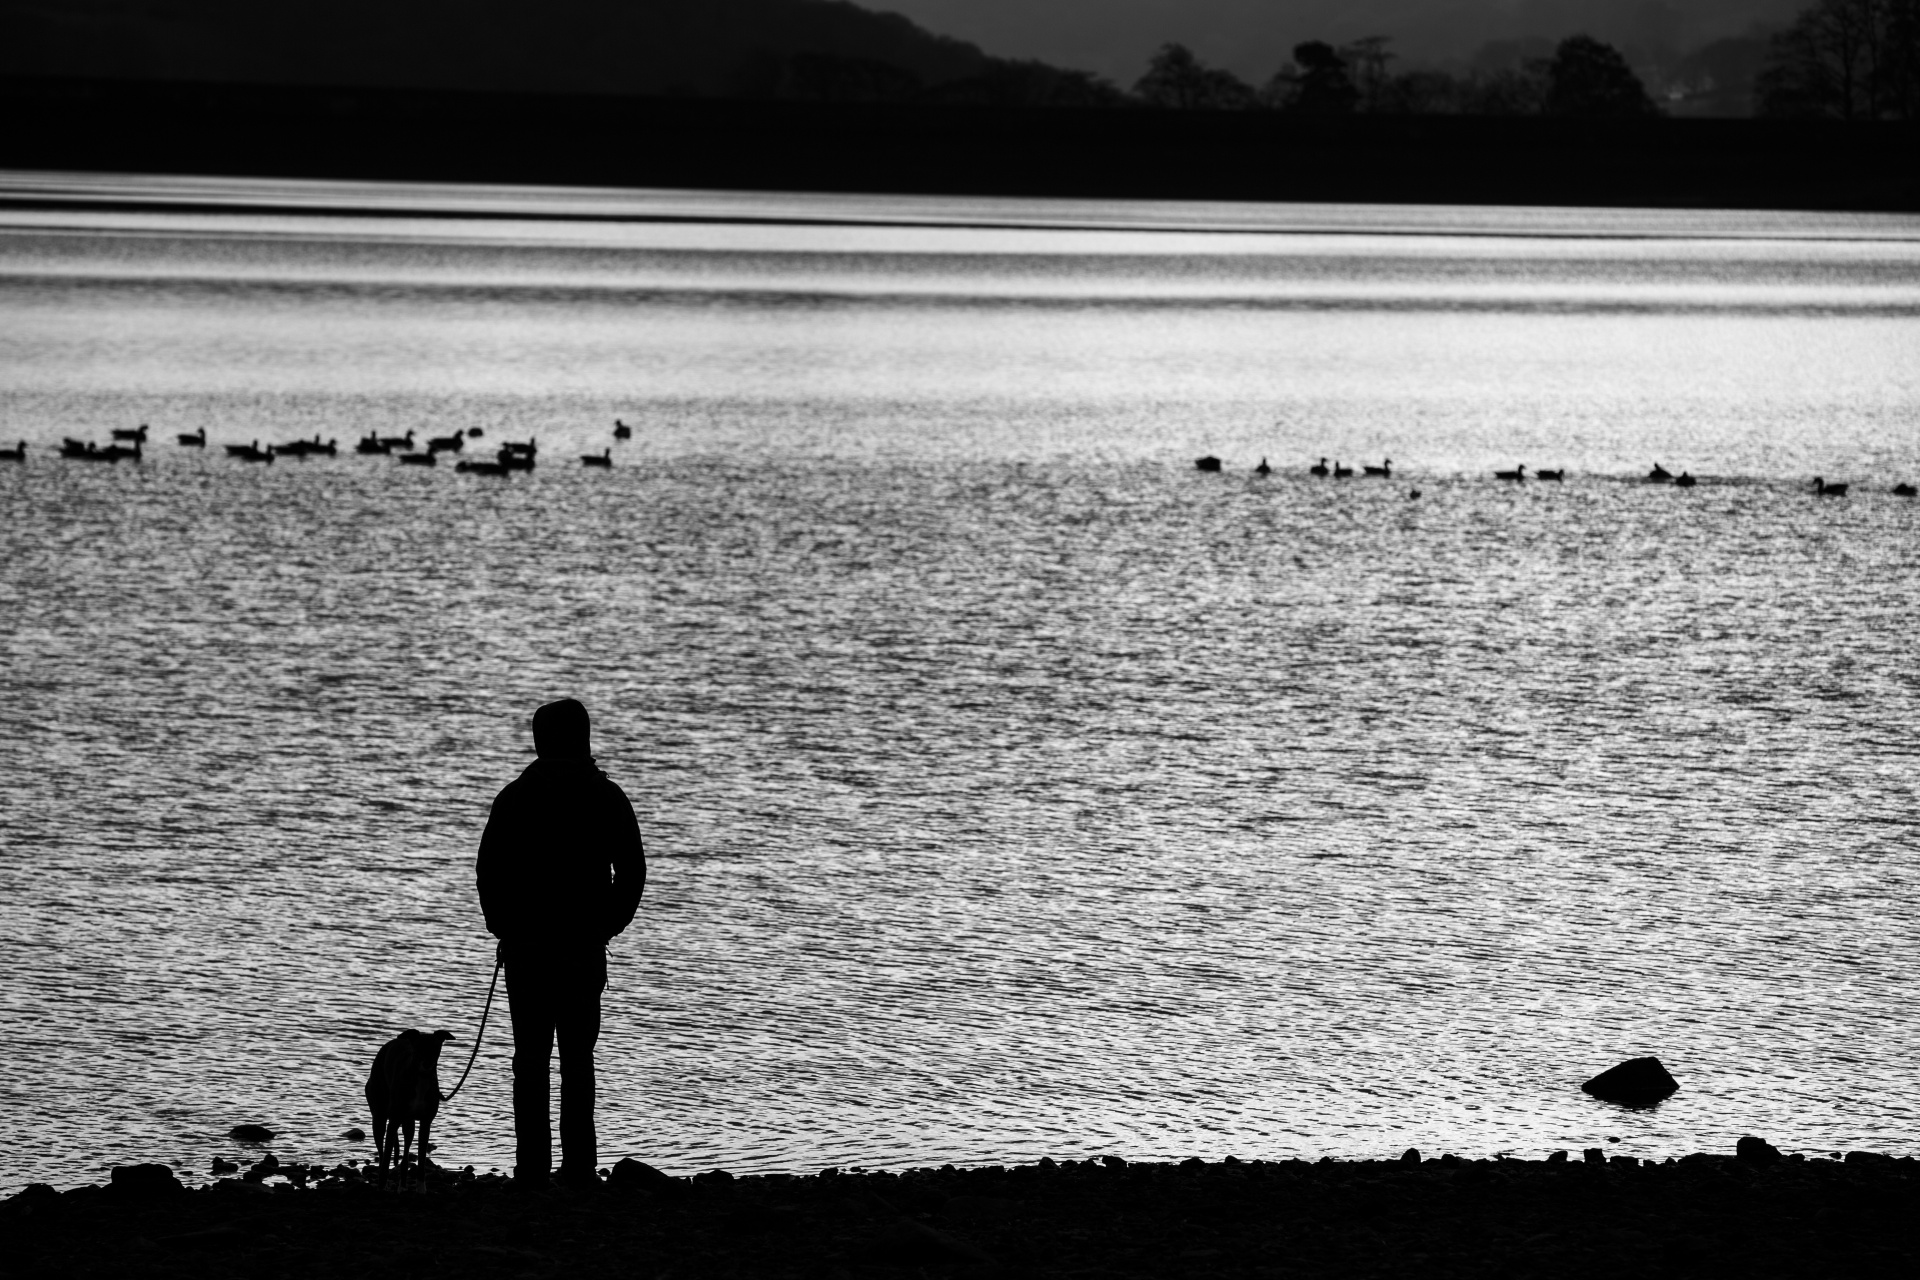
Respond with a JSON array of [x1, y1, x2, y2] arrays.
[[398, 452, 437, 467], [1535, 468, 1564, 481], [1309, 457, 1329, 477], [1894, 482, 1916, 497], [581, 449, 613, 468], [111, 424, 148, 443], [1647, 463, 1672, 482], [1812, 476, 1848, 496], [176, 428, 206, 447], [613, 420, 633, 440], [1254, 457, 1272, 476], [0, 441, 25, 460], [1675, 472, 1697, 487], [1362, 458, 1392, 477], [1332, 461, 1353, 478], [1494, 464, 1526, 480]]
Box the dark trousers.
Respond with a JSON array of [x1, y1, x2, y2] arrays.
[[503, 944, 606, 1180]]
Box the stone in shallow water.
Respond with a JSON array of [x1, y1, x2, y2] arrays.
[[228, 1123, 275, 1142], [608, 1157, 685, 1196], [1580, 1056, 1679, 1106], [1737, 1136, 1783, 1165]]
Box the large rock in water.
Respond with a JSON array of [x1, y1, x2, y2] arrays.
[[1580, 1056, 1679, 1106]]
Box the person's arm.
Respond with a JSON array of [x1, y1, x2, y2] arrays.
[[475, 787, 521, 939], [603, 785, 646, 941]]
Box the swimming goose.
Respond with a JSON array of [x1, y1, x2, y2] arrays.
[[98, 441, 143, 462], [176, 428, 206, 447], [1332, 461, 1353, 478], [1254, 457, 1272, 476], [1534, 468, 1564, 481], [1647, 462, 1672, 482], [581, 448, 613, 468], [1812, 476, 1848, 496], [1362, 458, 1392, 477], [398, 452, 438, 467], [355, 433, 390, 454], [1894, 482, 1917, 497], [456, 458, 509, 475], [375, 430, 415, 450], [1674, 472, 1697, 487], [426, 432, 465, 453], [613, 419, 633, 440], [111, 424, 148, 443], [227, 441, 273, 463], [1309, 457, 1329, 477], [1195, 455, 1222, 472], [1494, 464, 1526, 480], [499, 447, 536, 472], [500, 438, 538, 456], [0, 442, 25, 460]]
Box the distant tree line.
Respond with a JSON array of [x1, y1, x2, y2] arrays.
[[781, 34, 1660, 118], [1757, 0, 1920, 118], [1129, 34, 1659, 119]]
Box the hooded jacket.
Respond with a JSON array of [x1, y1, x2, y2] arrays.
[[476, 756, 645, 949]]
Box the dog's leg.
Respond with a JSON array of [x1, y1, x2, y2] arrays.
[[417, 1116, 433, 1191], [378, 1118, 395, 1191], [370, 1105, 388, 1190], [399, 1118, 416, 1190]]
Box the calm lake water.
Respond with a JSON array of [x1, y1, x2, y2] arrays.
[[2, 172, 1917, 1193]]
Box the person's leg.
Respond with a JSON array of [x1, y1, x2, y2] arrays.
[[554, 954, 605, 1182], [505, 958, 559, 1183]]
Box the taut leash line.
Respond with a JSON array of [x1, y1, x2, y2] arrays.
[[439, 944, 503, 1104]]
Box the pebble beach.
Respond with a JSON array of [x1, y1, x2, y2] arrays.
[[6, 1145, 1916, 1278]]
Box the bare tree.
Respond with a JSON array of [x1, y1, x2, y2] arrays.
[[1134, 43, 1257, 110], [1757, 0, 1920, 118], [1340, 35, 1396, 112]]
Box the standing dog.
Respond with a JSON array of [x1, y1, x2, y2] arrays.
[[365, 1029, 454, 1189]]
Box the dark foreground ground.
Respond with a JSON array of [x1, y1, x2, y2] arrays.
[[5, 76, 1919, 212], [6, 1149, 1916, 1279]]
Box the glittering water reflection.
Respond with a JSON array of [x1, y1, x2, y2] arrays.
[[1, 184, 1917, 1192]]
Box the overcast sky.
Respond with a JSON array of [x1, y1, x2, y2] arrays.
[[872, 0, 1800, 82]]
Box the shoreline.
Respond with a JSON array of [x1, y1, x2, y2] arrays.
[[7, 1147, 1916, 1277]]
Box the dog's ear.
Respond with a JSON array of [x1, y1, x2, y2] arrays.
[[431, 1029, 455, 1043]]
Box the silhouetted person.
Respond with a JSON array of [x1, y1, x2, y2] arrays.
[[477, 699, 645, 1188]]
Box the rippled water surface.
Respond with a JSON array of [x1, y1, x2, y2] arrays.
[[2, 174, 1918, 1193]]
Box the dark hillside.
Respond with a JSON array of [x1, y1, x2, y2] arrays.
[[4, 76, 1917, 212], [0, 0, 998, 97]]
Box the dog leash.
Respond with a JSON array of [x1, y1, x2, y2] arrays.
[[439, 944, 503, 1104]]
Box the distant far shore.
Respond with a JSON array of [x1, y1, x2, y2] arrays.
[[4, 76, 1918, 214], [6, 1147, 1916, 1277]]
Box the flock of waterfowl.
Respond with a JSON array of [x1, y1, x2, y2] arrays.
[[1196, 454, 1917, 498], [4, 430, 1914, 500], [2, 420, 649, 471]]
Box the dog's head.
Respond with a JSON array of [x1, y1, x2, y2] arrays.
[[413, 1028, 456, 1063]]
